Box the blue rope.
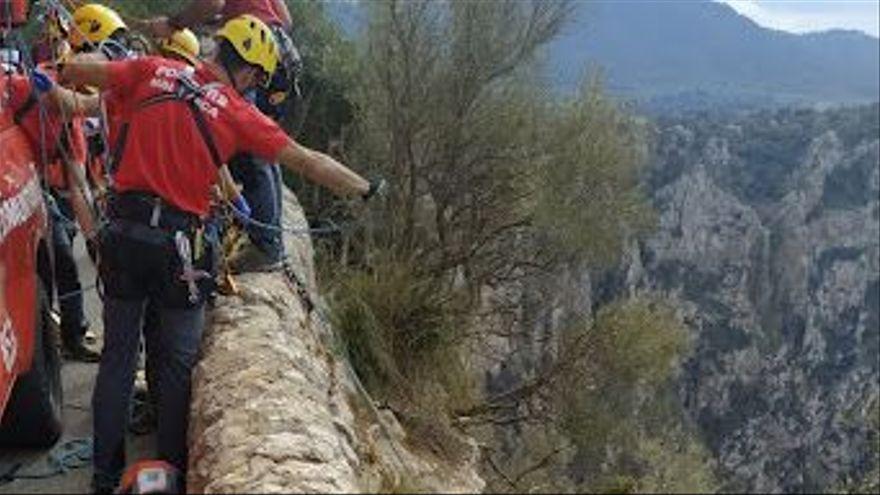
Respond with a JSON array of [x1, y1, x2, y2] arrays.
[[225, 199, 348, 236], [0, 437, 93, 484]]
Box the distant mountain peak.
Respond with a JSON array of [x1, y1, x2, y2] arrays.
[[322, 0, 879, 112], [547, 0, 879, 109]]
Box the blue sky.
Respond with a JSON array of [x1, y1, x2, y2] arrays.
[[716, 0, 880, 37]]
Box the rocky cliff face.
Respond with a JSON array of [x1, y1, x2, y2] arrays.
[[623, 105, 880, 492], [477, 105, 879, 493], [187, 191, 485, 493]]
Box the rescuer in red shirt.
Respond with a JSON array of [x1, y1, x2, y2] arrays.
[[143, 0, 304, 273], [57, 14, 381, 493], [6, 65, 101, 362]]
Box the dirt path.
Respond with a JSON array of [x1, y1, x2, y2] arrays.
[[0, 237, 154, 494]]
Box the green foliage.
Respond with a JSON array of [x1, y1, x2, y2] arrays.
[[327, 255, 473, 408], [327, 255, 478, 462], [339, 0, 649, 291], [835, 396, 880, 494], [634, 436, 717, 494], [589, 296, 688, 387], [346, 0, 572, 277], [284, 0, 359, 139], [311, 1, 700, 490], [554, 297, 715, 492], [281, 1, 361, 218], [533, 80, 655, 268], [97, 0, 178, 18]]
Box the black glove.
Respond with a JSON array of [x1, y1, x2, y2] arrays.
[[362, 178, 387, 202]]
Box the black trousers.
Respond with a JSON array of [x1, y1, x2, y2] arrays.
[[91, 218, 214, 489], [48, 192, 88, 345]]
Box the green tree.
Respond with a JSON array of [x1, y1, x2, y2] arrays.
[[557, 298, 711, 491], [347, 0, 571, 277]]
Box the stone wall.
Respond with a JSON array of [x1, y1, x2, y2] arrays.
[[187, 190, 484, 493]]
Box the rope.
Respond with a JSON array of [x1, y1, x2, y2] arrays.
[[275, 254, 411, 472], [226, 199, 348, 236], [0, 437, 93, 485], [57, 282, 98, 301]]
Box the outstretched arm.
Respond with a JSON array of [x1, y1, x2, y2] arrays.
[[276, 139, 371, 199], [30, 63, 102, 117], [58, 58, 111, 91], [47, 85, 101, 117]]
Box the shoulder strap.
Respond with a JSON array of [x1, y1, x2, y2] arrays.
[[108, 81, 225, 174], [185, 101, 223, 169]]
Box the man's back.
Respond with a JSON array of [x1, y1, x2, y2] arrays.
[[106, 56, 288, 215]]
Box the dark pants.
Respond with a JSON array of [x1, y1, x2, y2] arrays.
[[48, 192, 88, 345], [228, 154, 285, 262], [92, 219, 212, 489]]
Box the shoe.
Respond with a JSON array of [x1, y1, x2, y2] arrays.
[[62, 340, 101, 363], [228, 237, 284, 274]]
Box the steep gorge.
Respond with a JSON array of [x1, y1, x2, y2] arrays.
[[482, 104, 879, 492], [630, 104, 880, 492], [183, 104, 878, 493]]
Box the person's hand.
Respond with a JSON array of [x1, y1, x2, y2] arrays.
[[31, 69, 54, 93], [143, 16, 175, 38], [362, 178, 388, 202]]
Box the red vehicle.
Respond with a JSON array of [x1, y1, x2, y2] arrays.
[[0, 70, 63, 448]]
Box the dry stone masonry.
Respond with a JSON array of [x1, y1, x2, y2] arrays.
[[187, 190, 484, 493]]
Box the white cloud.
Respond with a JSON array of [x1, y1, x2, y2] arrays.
[[717, 0, 880, 37]]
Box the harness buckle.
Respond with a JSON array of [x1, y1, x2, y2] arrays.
[[174, 231, 210, 304], [149, 198, 162, 228]]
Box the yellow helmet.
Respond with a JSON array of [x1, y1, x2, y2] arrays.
[[215, 14, 278, 78], [70, 3, 127, 50], [160, 29, 200, 65]]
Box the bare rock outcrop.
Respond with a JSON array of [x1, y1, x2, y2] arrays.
[[187, 190, 484, 493]]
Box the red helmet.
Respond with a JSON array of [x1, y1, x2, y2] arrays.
[[116, 460, 182, 494]]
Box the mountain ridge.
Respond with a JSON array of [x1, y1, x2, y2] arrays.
[[544, 0, 879, 107]]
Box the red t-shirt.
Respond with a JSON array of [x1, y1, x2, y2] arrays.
[[105, 56, 290, 216], [7, 72, 87, 176], [221, 0, 291, 28]]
